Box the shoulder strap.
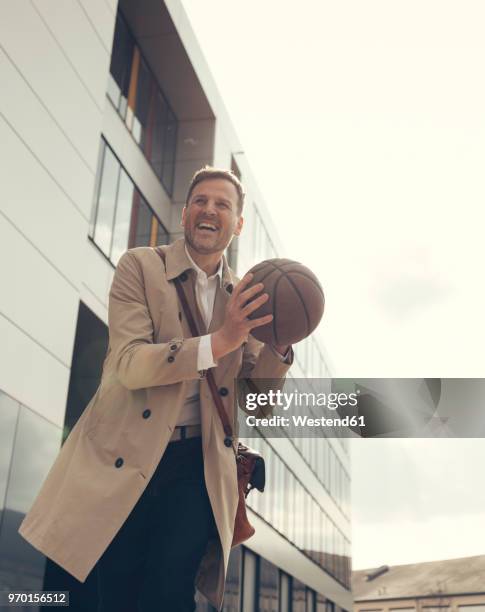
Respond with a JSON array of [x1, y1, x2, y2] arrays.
[[154, 247, 234, 442]]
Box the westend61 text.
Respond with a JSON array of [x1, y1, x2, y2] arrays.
[[246, 415, 365, 428]]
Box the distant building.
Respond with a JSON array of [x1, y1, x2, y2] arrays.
[[353, 556, 485, 612]]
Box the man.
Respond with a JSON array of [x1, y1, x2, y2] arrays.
[[19, 167, 293, 611]]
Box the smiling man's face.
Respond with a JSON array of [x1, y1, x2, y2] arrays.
[[182, 178, 243, 256]]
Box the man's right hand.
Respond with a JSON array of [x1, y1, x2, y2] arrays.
[[211, 273, 273, 361]]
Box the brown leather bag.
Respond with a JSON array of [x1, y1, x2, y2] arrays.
[[154, 248, 265, 546]]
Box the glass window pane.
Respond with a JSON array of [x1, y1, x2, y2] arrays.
[[292, 578, 306, 612], [223, 548, 241, 612], [111, 169, 135, 264], [162, 109, 177, 194], [129, 195, 152, 247], [317, 593, 327, 612], [156, 219, 169, 247], [0, 393, 19, 528], [93, 145, 120, 256], [258, 558, 278, 612], [0, 406, 62, 590], [108, 15, 134, 114], [280, 573, 291, 612], [133, 58, 152, 146], [242, 549, 257, 612], [150, 92, 168, 180]]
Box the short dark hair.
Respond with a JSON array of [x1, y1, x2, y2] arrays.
[[186, 166, 245, 215]]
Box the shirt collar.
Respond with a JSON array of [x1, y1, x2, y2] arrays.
[[184, 245, 223, 284]]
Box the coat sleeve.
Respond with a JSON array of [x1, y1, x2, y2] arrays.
[[237, 334, 294, 418], [108, 250, 202, 390]]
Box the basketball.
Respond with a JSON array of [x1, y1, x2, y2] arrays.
[[245, 259, 325, 345]]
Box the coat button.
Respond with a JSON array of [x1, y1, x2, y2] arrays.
[[226, 283, 233, 294], [224, 437, 233, 447], [219, 387, 229, 396], [115, 457, 124, 468], [168, 355, 175, 363], [170, 344, 177, 351], [142, 409, 151, 419], [179, 272, 188, 282]]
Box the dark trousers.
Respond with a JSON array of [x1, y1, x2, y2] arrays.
[[97, 437, 215, 612]]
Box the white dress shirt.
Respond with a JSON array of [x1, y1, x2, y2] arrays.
[[176, 246, 289, 426], [176, 247, 222, 426]]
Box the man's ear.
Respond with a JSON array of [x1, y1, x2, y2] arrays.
[[181, 205, 187, 227], [234, 215, 244, 236]]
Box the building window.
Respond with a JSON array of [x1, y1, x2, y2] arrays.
[[279, 572, 291, 612], [245, 436, 351, 588], [306, 588, 317, 612], [107, 12, 178, 195], [292, 577, 306, 612], [258, 557, 278, 612], [241, 548, 258, 612], [0, 401, 62, 592], [223, 548, 241, 612], [90, 139, 169, 266]]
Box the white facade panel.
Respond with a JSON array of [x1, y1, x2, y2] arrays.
[[0, 214, 78, 366], [0, 315, 70, 428], [81, 241, 116, 311], [0, 51, 96, 221], [0, 116, 88, 287], [31, 0, 112, 110], [77, 0, 117, 54], [0, 0, 103, 177], [212, 120, 233, 170]]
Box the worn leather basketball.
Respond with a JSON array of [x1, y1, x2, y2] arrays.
[[246, 259, 325, 345]]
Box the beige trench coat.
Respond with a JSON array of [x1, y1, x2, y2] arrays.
[[19, 238, 292, 610]]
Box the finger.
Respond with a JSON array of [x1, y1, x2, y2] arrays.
[[241, 292, 269, 317], [232, 273, 254, 298], [238, 282, 265, 305], [248, 314, 273, 329]]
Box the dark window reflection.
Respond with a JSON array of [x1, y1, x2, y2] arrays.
[[0, 406, 61, 594], [292, 577, 306, 612], [107, 11, 177, 196], [133, 57, 152, 146], [258, 557, 278, 612], [130, 195, 152, 248], [107, 14, 133, 116], [64, 302, 108, 440]]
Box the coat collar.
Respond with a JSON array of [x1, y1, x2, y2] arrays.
[[164, 237, 235, 293]]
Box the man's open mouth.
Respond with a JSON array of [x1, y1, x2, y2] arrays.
[[196, 223, 218, 232]]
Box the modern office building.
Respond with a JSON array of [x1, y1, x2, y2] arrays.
[[353, 556, 485, 612], [0, 1, 351, 610]]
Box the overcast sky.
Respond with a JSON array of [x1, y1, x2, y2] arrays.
[[181, 0, 485, 569]]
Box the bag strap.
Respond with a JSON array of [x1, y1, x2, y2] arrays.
[[154, 247, 234, 444]]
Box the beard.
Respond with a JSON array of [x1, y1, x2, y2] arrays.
[[184, 225, 231, 255]]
